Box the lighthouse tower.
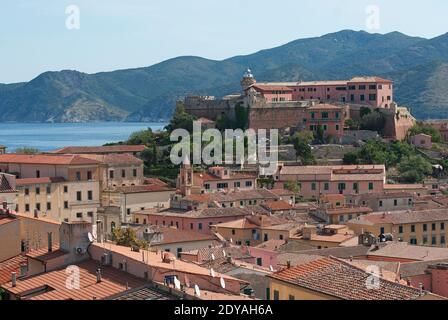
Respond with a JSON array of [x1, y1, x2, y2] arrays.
[[240, 68, 256, 92]]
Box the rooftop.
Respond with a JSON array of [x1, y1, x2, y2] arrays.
[[350, 208, 448, 225], [268, 257, 425, 300], [0, 154, 100, 166], [1, 259, 146, 300], [16, 177, 66, 186], [50, 145, 146, 154], [79, 153, 143, 165]]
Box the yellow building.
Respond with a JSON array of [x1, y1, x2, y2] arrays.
[[347, 209, 448, 247], [267, 256, 442, 300]]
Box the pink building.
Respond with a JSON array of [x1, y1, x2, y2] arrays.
[[251, 76, 393, 109], [411, 133, 432, 149], [275, 164, 386, 199], [305, 104, 347, 138]]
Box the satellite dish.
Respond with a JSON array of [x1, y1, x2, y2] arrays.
[[194, 284, 201, 297], [220, 277, 226, 289], [211, 253, 215, 261], [87, 232, 94, 243], [269, 265, 274, 272], [210, 268, 216, 278], [174, 276, 181, 290], [222, 250, 226, 257]]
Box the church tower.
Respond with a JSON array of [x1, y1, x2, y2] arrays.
[[241, 68, 256, 92], [178, 154, 193, 196]]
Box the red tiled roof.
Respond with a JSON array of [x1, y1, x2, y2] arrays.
[[16, 177, 66, 186], [26, 245, 68, 262], [149, 227, 218, 245], [51, 145, 146, 154], [0, 255, 28, 285], [252, 85, 294, 92], [1, 259, 146, 300], [79, 153, 143, 165], [110, 184, 175, 194], [269, 257, 423, 300], [262, 200, 294, 211], [0, 154, 100, 165]]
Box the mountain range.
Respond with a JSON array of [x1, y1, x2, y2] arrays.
[[1, 30, 448, 122]]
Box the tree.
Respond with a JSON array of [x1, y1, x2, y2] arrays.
[[165, 104, 196, 133], [343, 151, 359, 165], [234, 103, 248, 130], [360, 111, 386, 133], [127, 128, 155, 145], [291, 131, 316, 165], [345, 119, 359, 130], [284, 181, 301, 194], [315, 125, 325, 144], [15, 147, 40, 154], [409, 123, 442, 143], [111, 227, 148, 249], [397, 155, 433, 183]]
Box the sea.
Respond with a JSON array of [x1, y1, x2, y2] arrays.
[[0, 122, 167, 152]]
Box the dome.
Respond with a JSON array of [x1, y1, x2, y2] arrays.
[[243, 68, 254, 78]]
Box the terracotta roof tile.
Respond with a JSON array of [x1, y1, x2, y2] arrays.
[[0, 255, 28, 285], [51, 145, 146, 154], [269, 257, 424, 300], [0, 154, 100, 165]]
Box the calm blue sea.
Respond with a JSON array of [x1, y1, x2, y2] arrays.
[[0, 122, 167, 152]]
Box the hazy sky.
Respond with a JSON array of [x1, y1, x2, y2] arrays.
[[1, 0, 447, 83]]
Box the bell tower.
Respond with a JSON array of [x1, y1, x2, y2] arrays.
[[178, 154, 193, 196], [241, 68, 256, 92]]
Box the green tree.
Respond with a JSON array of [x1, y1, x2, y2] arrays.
[[112, 227, 148, 250], [343, 151, 360, 165], [234, 103, 248, 130], [127, 128, 155, 145], [397, 155, 433, 183], [360, 111, 386, 133], [15, 147, 40, 154], [315, 125, 325, 144], [165, 104, 196, 133], [291, 131, 316, 165], [409, 123, 442, 143], [284, 181, 301, 194]]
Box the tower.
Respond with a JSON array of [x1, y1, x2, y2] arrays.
[[241, 68, 256, 92], [178, 154, 193, 196]]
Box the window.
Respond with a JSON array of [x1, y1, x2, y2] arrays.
[[127, 208, 131, 215], [311, 183, 317, 191], [46, 185, 51, 194], [360, 94, 365, 101], [441, 236, 446, 245], [25, 204, 30, 212], [87, 171, 92, 180], [289, 295, 295, 300], [368, 183, 374, 190], [36, 203, 41, 211], [264, 234, 269, 242], [379, 200, 383, 207], [198, 223, 202, 230], [234, 182, 241, 188], [336, 124, 340, 131], [36, 187, 40, 195], [204, 183, 210, 190], [369, 94, 377, 101], [109, 170, 114, 179], [324, 183, 329, 191], [380, 227, 385, 235], [133, 169, 137, 177], [76, 212, 83, 218], [217, 183, 228, 189], [87, 212, 93, 218], [122, 170, 126, 178], [76, 171, 81, 181], [76, 191, 82, 201], [410, 238, 417, 245], [24, 188, 29, 196], [411, 225, 416, 233], [232, 229, 236, 235], [442, 223, 445, 230], [394, 199, 398, 206], [136, 218, 140, 224], [432, 223, 436, 231], [47, 202, 51, 210], [245, 181, 253, 187], [273, 290, 280, 300], [177, 248, 183, 258], [399, 226, 403, 234], [321, 112, 329, 119], [36, 170, 40, 178], [190, 223, 194, 230], [256, 258, 262, 266], [369, 85, 377, 90], [423, 236, 428, 244], [432, 236, 437, 245], [359, 85, 366, 90], [423, 224, 427, 232], [64, 186, 68, 193], [64, 201, 69, 209], [88, 190, 93, 201]]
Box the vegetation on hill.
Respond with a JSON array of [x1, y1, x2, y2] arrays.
[[2, 30, 448, 122]]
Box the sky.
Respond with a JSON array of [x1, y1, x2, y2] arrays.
[[1, 0, 447, 83]]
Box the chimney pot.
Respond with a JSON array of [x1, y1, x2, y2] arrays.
[[96, 268, 102, 283], [11, 272, 17, 287]]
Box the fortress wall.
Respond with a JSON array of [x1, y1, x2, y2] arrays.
[[248, 105, 307, 130]]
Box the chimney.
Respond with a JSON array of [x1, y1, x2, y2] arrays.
[[11, 272, 17, 287], [96, 268, 102, 283], [47, 232, 53, 252], [419, 283, 424, 296], [286, 260, 291, 269]]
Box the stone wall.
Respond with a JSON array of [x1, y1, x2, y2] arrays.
[[181, 96, 240, 121], [248, 103, 308, 130]]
